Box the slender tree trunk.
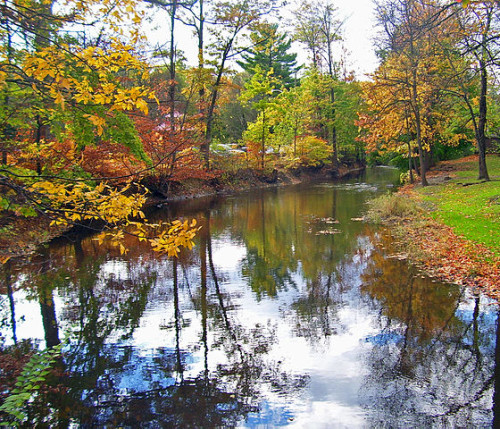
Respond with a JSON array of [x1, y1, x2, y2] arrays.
[[197, 0, 206, 164], [477, 61, 490, 181], [35, 116, 46, 176], [1, 5, 12, 166], [169, 0, 177, 138], [204, 41, 233, 169], [261, 110, 266, 169], [407, 142, 414, 184], [411, 67, 428, 186], [165, 0, 178, 193], [293, 119, 298, 157], [412, 152, 419, 177], [329, 86, 338, 170]]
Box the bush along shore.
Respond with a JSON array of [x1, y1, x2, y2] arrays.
[[366, 155, 500, 300]]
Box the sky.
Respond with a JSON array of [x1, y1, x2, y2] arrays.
[[335, 0, 380, 78], [284, 0, 381, 78], [149, 0, 381, 80]]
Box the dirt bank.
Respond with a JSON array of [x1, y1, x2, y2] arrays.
[[159, 165, 365, 202]]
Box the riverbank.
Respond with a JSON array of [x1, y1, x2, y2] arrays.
[[366, 155, 500, 300], [0, 164, 365, 260], [159, 164, 365, 202]]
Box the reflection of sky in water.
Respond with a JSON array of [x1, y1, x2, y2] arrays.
[[1, 167, 498, 427], [244, 401, 295, 427], [105, 347, 178, 393]]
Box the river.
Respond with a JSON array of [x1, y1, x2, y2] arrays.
[[1, 167, 498, 427]]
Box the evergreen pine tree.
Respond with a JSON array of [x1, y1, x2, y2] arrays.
[[238, 23, 301, 88]]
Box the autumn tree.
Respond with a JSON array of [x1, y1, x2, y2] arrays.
[[240, 66, 281, 168], [199, 0, 280, 169], [0, 0, 198, 257], [292, 0, 343, 169], [366, 0, 456, 186], [453, 1, 500, 180]]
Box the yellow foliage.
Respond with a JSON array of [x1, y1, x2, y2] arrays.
[[23, 42, 156, 118], [150, 219, 200, 257], [30, 181, 198, 258]]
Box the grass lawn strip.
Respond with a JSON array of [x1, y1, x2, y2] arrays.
[[418, 155, 500, 256]]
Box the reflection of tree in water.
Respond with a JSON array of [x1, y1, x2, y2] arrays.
[[58, 211, 309, 426], [288, 273, 343, 348], [359, 232, 497, 427], [0, 210, 308, 426], [0, 260, 18, 345], [241, 249, 297, 300], [237, 187, 361, 348]]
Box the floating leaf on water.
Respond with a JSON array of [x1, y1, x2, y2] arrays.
[[315, 229, 341, 235], [386, 253, 408, 260]]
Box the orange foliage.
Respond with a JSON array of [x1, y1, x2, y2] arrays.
[[81, 142, 146, 182], [133, 79, 214, 192]]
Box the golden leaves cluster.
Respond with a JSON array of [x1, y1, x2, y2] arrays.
[[24, 42, 156, 122], [30, 181, 199, 257]]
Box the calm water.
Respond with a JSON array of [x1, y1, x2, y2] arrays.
[[1, 167, 499, 428]]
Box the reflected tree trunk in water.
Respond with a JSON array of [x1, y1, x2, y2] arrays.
[[74, 239, 85, 267], [473, 296, 480, 355], [323, 188, 338, 335], [200, 210, 209, 380], [207, 226, 244, 361], [260, 193, 266, 259], [493, 311, 500, 427], [323, 274, 332, 336], [399, 272, 415, 374], [38, 254, 60, 348], [5, 260, 17, 344], [173, 258, 184, 380], [40, 288, 60, 348]]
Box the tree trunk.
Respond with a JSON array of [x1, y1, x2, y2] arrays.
[[411, 70, 428, 186], [35, 116, 47, 176], [169, 0, 177, 138], [407, 142, 414, 184], [477, 61, 490, 181], [261, 110, 266, 169], [329, 87, 338, 170], [204, 41, 232, 169]]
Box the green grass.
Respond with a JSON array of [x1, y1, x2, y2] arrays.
[[418, 155, 500, 256]]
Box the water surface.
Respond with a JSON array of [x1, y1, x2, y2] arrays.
[[1, 167, 498, 427]]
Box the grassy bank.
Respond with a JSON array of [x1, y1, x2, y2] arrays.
[[418, 155, 500, 256], [366, 155, 500, 297]]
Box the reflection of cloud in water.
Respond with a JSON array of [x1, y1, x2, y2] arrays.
[[211, 239, 246, 270]]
